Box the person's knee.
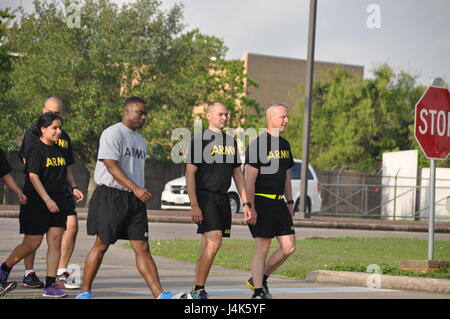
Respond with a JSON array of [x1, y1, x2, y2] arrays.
[[65, 217, 79, 236], [64, 226, 78, 238], [282, 243, 296, 256], [47, 231, 64, 246], [132, 241, 150, 256], [207, 240, 222, 253], [255, 239, 271, 256], [203, 231, 223, 254], [24, 240, 41, 252], [93, 238, 109, 254]]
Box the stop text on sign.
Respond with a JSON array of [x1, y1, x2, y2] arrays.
[[418, 109, 450, 136]]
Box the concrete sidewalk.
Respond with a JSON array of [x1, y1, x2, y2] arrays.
[[0, 217, 449, 299]]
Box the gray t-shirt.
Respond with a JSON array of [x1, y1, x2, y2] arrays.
[[94, 122, 147, 191]]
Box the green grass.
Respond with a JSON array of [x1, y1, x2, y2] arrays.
[[124, 237, 450, 280]]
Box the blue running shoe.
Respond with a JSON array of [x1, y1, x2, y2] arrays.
[[42, 284, 67, 298], [76, 291, 94, 299], [157, 291, 187, 299]]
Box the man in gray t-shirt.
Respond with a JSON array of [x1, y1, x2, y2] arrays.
[[77, 97, 181, 299], [94, 121, 147, 191]]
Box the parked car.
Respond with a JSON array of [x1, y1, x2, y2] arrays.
[[161, 159, 322, 215]]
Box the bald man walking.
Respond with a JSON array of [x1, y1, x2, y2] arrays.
[[244, 103, 296, 299], [186, 101, 253, 299]]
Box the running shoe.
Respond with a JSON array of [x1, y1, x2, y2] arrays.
[[76, 291, 94, 299], [22, 272, 44, 289], [0, 267, 10, 285], [188, 289, 209, 299], [56, 272, 79, 289], [157, 291, 188, 299], [246, 277, 272, 299], [0, 281, 17, 297], [251, 291, 271, 299], [42, 284, 67, 298]]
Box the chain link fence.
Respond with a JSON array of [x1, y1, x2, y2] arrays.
[[315, 169, 450, 221]]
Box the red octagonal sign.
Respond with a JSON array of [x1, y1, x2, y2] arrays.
[[415, 86, 450, 159]]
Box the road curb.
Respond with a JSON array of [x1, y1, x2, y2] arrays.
[[305, 270, 450, 294], [291, 220, 450, 233], [1, 210, 450, 233]]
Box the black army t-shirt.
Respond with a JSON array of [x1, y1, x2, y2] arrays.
[[19, 125, 74, 166], [245, 131, 294, 195], [23, 140, 68, 195], [0, 148, 12, 178], [187, 129, 241, 194]]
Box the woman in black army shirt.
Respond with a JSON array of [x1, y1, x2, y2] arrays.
[[0, 112, 79, 298]]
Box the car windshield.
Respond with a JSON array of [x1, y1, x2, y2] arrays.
[[290, 162, 314, 180]]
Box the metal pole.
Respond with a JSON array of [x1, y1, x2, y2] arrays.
[[428, 159, 436, 260], [335, 165, 345, 215], [300, 0, 317, 218]]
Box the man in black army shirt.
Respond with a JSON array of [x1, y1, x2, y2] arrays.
[[186, 101, 254, 299], [245, 103, 297, 299]]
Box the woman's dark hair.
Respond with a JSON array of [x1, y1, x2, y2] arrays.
[[32, 112, 63, 136]]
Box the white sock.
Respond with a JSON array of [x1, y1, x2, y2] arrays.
[[24, 269, 35, 277], [57, 268, 67, 276]]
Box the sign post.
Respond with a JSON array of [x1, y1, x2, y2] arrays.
[[300, 0, 318, 218], [414, 79, 450, 260], [428, 159, 436, 260]]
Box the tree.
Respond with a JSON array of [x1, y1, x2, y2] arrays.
[[4, 0, 259, 198], [285, 64, 426, 173], [0, 8, 17, 150]]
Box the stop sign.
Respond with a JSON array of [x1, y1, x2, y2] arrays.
[[414, 86, 450, 159]]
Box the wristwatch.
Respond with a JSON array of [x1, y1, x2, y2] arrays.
[[286, 200, 294, 205], [243, 202, 252, 208]]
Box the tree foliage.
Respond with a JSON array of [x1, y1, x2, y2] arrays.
[[2, 0, 259, 168], [285, 64, 427, 173], [0, 8, 17, 150]]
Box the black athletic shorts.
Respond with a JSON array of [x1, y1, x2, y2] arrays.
[[196, 190, 232, 237], [87, 185, 149, 244], [63, 185, 77, 217], [19, 192, 69, 235], [248, 196, 295, 238]]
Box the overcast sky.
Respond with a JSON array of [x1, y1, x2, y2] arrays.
[[2, 0, 449, 85]]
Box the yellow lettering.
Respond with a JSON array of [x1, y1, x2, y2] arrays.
[[45, 157, 66, 167], [267, 151, 275, 159], [225, 146, 235, 155], [210, 145, 219, 155], [211, 145, 237, 155]]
